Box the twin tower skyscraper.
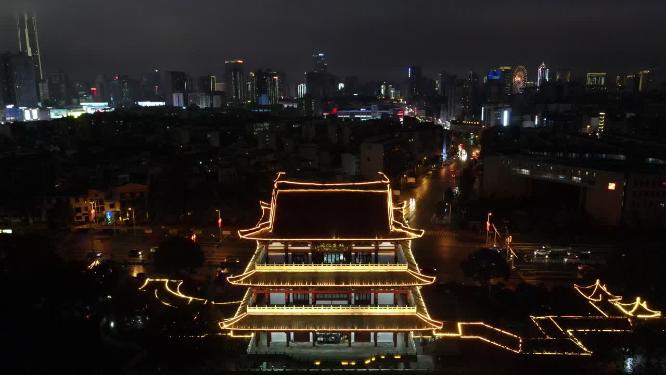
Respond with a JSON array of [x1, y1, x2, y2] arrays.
[[16, 11, 43, 82]]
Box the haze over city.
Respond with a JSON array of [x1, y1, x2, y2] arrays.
[[2, 1, 666, 374], [2, 0, 666, 81]]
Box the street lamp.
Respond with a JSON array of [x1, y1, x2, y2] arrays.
[[128, 207, 136, 235], [216, 209, 222, 243], [89, 201, 97, 225], [485, 212, 492, 245]]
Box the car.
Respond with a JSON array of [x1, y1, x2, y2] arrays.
[[221, 257, 241, 265], [128, 249, 143, 258], [219, 257, 242, 274], [86, 250, 103, 260], [564, 252, 581, 264], [533, 245, 550, 257]]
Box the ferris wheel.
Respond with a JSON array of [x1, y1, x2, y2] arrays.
[[512, 66, 528, 94]]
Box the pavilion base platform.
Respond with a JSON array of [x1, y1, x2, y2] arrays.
[[247, 332, 417, 360]]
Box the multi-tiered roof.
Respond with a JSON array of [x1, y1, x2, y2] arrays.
[[221, 173, 442, 348], [238, 172, 423, 241]]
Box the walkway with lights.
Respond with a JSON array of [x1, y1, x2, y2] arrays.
[[138, 278, 242, 307], [139, 276, 662, 357], [433, 279, 661, 356]]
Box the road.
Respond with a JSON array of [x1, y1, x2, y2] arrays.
[[66, 164, 484, 282], [402, 165, 486, 283]]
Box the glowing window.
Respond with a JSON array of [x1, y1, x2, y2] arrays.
[[608, 182, 616, 190]]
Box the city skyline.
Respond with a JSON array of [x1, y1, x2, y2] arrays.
[[1, 0, 665, 82]]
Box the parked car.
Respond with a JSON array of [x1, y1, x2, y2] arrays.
[[86, 250, 103, 260]]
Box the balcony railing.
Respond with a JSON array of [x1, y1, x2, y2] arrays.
[[246, 305, 417, 315], [255, 263, 409, 272]]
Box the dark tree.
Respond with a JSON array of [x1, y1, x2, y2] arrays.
[[154, 236, 204, 276], [47, 198, 73, 229], [460, 248, 510, 292]]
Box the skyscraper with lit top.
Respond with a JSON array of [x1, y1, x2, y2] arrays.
[[537, 62, 549, 88], [225, 60, 246, 105], [16, 11, 43, 81]]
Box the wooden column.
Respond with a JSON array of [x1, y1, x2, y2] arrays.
[[374, 241, 379, 263], [267, 331, 271, 347], [312, 332, 316, 347], [286, 332, 290, 347], [348, 332, 352, 347], [393, 332, 397, 347], [374, 332, 378, 347]]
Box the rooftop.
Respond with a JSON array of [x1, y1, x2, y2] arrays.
[[221, 312, 442, 332], [239, 173, 423, 241], [227, 268, 435, 287]]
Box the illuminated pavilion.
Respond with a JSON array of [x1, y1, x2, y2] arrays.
[[221, 172, 442, 358]]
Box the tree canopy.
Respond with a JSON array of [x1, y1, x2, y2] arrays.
[[461, 248, 510, 287], [153, 236, 204, 276]]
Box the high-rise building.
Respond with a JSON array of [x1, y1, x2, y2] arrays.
[[267, 73, 284, 105], [225, 60, 246, 105], [109, 74, 139, 107], [498, 66, 513, 97], [0, 54, 12, 107], [306, 71, 336, 99], [343, 76, 359, 96], [0, 53, 39, 108], [461, 71, 480, 119], [484, 68, 504, 103], [46, 69, 73, 106], [537, 62, 549, 88], [297, 83, 307, 98], [250, 69, 285, 105], [586, 72, 607, 91], [556, 69, 573, 83], [139, 69, 162, 101], [72, 80, 93, 103], [16, 11, 43, 81], [313, 52, 327, 73], [93, 74, 109, 102], [406, 65, 423, 99], [161, 71, 188, 106], [198, 75, 216, 93], [246, 72, 256, 104], [437, 72, 456, 97], [637, 70, 652, 93]]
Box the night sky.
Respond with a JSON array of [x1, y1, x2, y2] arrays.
[[2, 0, 665, 82]]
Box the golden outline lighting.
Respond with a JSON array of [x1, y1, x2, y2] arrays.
[[428, 280, 661, 356], [217, 174, 666, 359], [238, 172, 424, 241], [574, 279, 661, 319], [139, 278, 241, 307], [220, 173, 442, 358]]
